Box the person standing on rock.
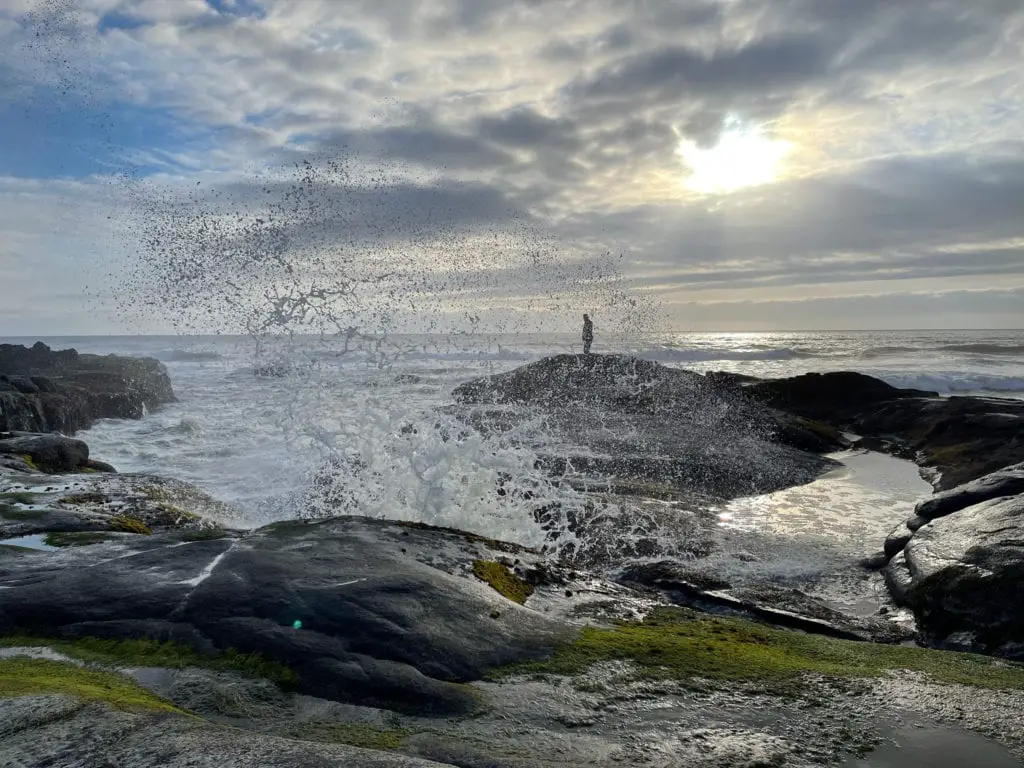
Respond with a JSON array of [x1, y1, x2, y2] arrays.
[[582, 314, 594, 355]]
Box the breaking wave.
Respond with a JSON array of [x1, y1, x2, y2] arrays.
[[862, 344, 1024, 359], [934, 344, 1024, 356], [155, 349, 224, 362], [881, 372, 1024, 394], [637, 346, 812, 364]]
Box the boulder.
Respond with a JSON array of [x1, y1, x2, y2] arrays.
[[728, 369, 1024, 488], [894, 494, 1024, 658], [852, 396, 1024, 489], [884, 523, 914, 560], [884, 550, 914, 605], [452, 353, 709, 411], [0, 433, 89, 473]]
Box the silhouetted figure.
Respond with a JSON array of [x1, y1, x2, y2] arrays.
[[582, 313, 594, 354]]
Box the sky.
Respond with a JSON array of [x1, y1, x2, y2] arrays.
[[1, 0, 1023, 334]]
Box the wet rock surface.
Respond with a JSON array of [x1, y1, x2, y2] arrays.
[[0, 432, 94, 474], [888, 494, 1024, 659], [1, 462, 241, 542], [728, 370, 1024, 490], [916, 462, 1024, 522], [4, 356, 1024, 765], [0, 695, 449, 768], [453, 354, 843, 501], [869, 460, 1024, 659], [0, 342, 175, 434], [0, 511, 578, 715]]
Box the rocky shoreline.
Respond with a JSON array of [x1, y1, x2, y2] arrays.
[[0, 342, 175, 435], [3, 348, 1024, 766]]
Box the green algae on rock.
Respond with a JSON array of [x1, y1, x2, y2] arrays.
[[492, 608, 1024, 692], [283, 722, 412, 750], [0, 636, 300, 689], [0, 656, 179, 712], [43, 531, 120, 548], [108, 514, 153, 535], [472, 560, 535, 605]]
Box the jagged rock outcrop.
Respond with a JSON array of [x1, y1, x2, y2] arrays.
[[0, 342, 175, 434]]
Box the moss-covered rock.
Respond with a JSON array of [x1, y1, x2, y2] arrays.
[[472, 560, 534, 605], [43, 531, 119, 548], [492, 608, 1024, 692], [0, 656, 179, 712], [0, 635, 299, 689], [108, 515, 153, 535], [284, 723, 411, 750]]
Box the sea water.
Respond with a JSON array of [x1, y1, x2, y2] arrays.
[[3, 330, 1021, 599]]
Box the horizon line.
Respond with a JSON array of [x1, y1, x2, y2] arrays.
[[2, 328, 1023, 338]]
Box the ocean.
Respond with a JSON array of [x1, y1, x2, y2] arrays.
[[3, 329, 1022, 615]]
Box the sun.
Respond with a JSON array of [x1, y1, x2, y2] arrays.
[[676, 123, 793, 194]]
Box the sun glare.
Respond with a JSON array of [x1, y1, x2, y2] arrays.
[[677, 124, 793, 194]]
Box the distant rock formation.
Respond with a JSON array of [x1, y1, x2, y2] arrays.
[[451, 354, 845, 503], [0, 342, 175, 434], [713, 369, 1024, 489]]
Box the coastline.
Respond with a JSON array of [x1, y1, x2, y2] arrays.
[[3, 343, 1024, 766]]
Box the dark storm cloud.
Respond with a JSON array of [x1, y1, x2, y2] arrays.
[[199, 176, 527, 244], [476, 108, 579, 151], [298, 124, 513, 171], [568, 34, 832, 103]]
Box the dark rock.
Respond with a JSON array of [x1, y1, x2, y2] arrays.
[[851, 435, 917, 460], [735, 370, 1024, 488], [916, 462, 1024, 521], [906, 515, 930, 533], [704, 371, 764, 389], [0, 433, 89, 473], [452, 355, 842, 501], [852, 396, 1024, 489], [6, 376, 40, 394], [84, 458, 118, 473], [617, 560, 911, 644], [884, 550, 914, 606], [901, 494, 1024, 659], [741, 371, 936, 421], [29, 376, 60, 393], [0, 516, 573, 715], [0, 453, 41, 474], [618, 560, 732, 592], [860, 551, 890, 571], [884, 524, 914, 560], [453, 353, 707, 411], [0, 343, 175, 435]]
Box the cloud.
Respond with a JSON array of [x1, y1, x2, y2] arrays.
[[0, 0, 1022, 332]]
